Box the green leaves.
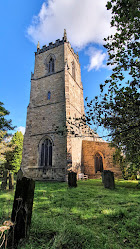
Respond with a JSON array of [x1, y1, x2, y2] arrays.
[[86, 0, 140, 175], [0, 102, 15, 132], [106, 1, 112, 10], [4, 131, 23, 174]]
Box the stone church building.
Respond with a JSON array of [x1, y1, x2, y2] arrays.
[[21, 30, 121, 181]]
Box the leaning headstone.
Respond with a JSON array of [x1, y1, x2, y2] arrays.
[[1, 170, 8, 190], [102, 170, 115, 189], [7, 169, 35, 249], [68, 171, 77, 187], [9, 172, 14, 190]]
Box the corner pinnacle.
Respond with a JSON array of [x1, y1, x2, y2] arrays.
[[64, 29, 67, 42], [37, 41, 40, 50]]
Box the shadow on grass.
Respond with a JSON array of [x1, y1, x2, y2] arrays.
[[0, 179, 140, 249]]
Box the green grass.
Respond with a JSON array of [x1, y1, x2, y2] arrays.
[[0, 179, 140, 248]]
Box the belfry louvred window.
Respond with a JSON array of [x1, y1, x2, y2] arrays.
[[40, 139, 52, 167], [48, 57, 54, 73], [72, 61, 76, 80]]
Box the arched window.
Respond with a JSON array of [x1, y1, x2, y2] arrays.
[[48, 57, 54, 73], [47, 91, 51, 100], [72, 61, 76, 80], [40, 139, 52, 167], [94, 153, 103, 173]]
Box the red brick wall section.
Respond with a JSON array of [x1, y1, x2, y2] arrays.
[[82, 141, 122, 179]]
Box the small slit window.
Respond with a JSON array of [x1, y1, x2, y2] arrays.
[[47, 91, 51, 100]]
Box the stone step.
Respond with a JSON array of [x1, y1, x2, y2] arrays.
[[88, 173, 102, 179]]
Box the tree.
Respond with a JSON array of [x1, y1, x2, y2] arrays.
[[1, 131, 23, 190], [0, 102, 15, 177], [0, 131, 11, 176], [0, 101, 15, 132], [4, 131, 24, 174], [86, 0, 140, 178]]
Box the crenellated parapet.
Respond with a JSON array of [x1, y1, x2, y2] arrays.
[[22, 29, 121, 182], [36, 30, 79, 63], [36, 39, 64, 55]]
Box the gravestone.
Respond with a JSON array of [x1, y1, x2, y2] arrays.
[[1, 170, 8, 190], [9, 172, 14, 190], [68, 171, 77, 187], [102, 170, 115, 189], [7, 169, 35, 249]]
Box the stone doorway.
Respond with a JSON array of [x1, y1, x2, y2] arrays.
[[94, 153, 103, 173]]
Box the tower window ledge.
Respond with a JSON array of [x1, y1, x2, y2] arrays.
[[46, 71, 55, 76]]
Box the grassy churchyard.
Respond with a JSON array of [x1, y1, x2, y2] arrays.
[[0, 179, 140, 249]]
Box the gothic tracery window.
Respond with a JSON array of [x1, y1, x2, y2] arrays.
[[40, 138, 52, 167], [72, 61, 76, 80], [94, 153, 103, 173], [48, 57, 55, 73]]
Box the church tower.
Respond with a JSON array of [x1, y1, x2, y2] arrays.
[[21, 30, 85, 181]]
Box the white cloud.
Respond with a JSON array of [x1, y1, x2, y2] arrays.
[[27, 0, 113, 49], [86, 47, 107, 71], [17, 126, 25, 135]]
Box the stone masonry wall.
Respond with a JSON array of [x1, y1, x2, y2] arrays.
[[21, 43, 67, 181], [64, 42, 85, 173], [21, 33, 121, 181], [82, 141, 122, 178]]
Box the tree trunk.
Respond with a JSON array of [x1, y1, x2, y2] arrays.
[[102, 170, 115, 189], [9, 172, 14, 190], [1, 170, 8, 190], [7, 169, 35, 249], [68, 171, 77, 187]]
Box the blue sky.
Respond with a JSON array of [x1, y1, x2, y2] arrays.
[[0, 0, 113, 138]]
